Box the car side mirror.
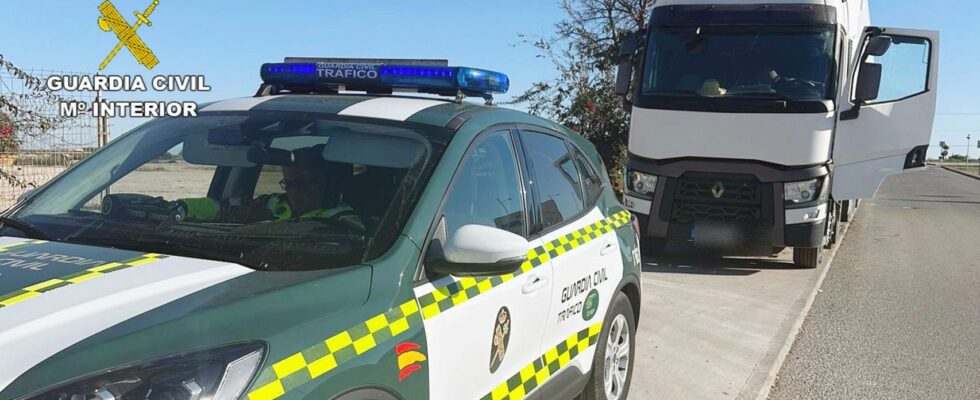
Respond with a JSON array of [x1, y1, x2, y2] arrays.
[[854, 62, 883, 103], [429, 224, 529, 277]]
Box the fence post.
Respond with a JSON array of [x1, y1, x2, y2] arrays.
[[96, 89, 109, 147]]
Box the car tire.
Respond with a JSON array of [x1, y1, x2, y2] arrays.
[[793, 246, 822, 269], [580, 292, 636, 400]]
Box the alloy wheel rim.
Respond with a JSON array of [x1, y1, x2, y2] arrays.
[[603, 314, 630, 400]]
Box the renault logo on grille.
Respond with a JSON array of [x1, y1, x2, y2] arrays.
[[711, 182, 725, 199]]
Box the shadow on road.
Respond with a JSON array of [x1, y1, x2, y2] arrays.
[[878, 198, 980, 205], [641, 243, 800, 276]]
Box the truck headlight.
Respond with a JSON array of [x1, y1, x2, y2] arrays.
[[627, 171, 658, 198], [784, 179, 824, 204], [24, 343, 264, 400]]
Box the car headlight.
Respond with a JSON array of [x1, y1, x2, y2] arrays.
[[24, 343, 264, 400], [784, 179, 824, 204], [627, 171, 658, 198]]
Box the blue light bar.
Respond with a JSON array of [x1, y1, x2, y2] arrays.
[[260, 61, 509, 97]]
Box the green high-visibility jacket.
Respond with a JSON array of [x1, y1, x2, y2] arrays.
[[179, 194, 364, 230]]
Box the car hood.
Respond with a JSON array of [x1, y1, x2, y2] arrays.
[[0, 237, 253, 392]]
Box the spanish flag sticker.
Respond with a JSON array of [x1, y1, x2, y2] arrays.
[[396, 342, 426, 382]]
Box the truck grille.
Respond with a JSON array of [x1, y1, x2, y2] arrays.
[[669, 175, 766, 224]]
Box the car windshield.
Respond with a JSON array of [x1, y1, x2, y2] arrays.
[[641, 25, 836, 102], [8, 110, 449, 271]]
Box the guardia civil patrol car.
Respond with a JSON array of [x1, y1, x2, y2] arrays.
[[0, 58, 642, 400]]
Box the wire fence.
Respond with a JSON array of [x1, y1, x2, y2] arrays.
[[0, 68, 107, 210]]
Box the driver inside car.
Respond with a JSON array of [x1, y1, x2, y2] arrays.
[[176, 146, 365, 230]]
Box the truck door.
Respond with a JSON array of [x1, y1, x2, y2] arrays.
[[832, 28, 940, 200]]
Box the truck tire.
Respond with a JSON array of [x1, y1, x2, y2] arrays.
[[793, 247, 823, 269], [580, 292, 636, 400]]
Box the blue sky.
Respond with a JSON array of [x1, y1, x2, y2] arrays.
[[1, 0, 977, 158]]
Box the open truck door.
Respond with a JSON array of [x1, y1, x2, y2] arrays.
[[833, 28, 940, 200]]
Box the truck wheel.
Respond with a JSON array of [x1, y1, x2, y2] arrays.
[[580, 292, 635, 400], [641, 237, 668, 256], [793, 247, 823, 269]]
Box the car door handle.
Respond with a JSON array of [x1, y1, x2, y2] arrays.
[[521, 274, 550, 294], [600, 241, 616, 256]]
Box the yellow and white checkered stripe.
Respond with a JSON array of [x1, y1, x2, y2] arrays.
[[0, 252, 166, 308], [0, 239, 45, 253], [481, 322, 604, 400], [247, 210, 630, 400], [416, 210, 631, 320], [247, 300, 422, 400]]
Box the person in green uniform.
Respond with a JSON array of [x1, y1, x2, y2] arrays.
[[177, 146, 364, 230]]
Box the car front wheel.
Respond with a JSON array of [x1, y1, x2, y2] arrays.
[[580, 292, 636, 400]]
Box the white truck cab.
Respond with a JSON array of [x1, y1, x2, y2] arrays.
[[616, 0, 939, 267]]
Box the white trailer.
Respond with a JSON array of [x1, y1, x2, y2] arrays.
[[616, 0, 939, 267]]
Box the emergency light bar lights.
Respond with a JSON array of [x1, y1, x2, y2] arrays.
[[259, 61, 509, 98]]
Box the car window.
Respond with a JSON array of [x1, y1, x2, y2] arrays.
[[442, 131, 525, 237], [254, 165, 284, 198], [571, 145, 603, 206], [12, 111, 447, 271], [522, 131, 585, 231], [80, 145, 217, 212]]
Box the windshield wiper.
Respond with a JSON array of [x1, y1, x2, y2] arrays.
[[0, 216, 51, 240]]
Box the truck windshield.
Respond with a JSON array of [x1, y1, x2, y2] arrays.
[[7, 111, 449, 271], [639, 25, 836, 112]]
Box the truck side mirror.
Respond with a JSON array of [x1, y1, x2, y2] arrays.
[[429, 224, 529, 277], [866, 35, 892, 57], [615, 31, 645, 97], [854, 62, 883, 102], [840, 34, 893, 121], [615, 61, 633, 97]]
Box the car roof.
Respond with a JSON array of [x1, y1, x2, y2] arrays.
[[196, 93, 596, 160], [197, 93, 551, 131]]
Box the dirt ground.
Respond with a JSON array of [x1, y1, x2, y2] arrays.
[[2, 161, 285, 211]]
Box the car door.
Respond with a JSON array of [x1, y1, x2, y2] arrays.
[[415, 129, 551, 400], [833, 28, 940, 200], [519, 130, 625, 388]]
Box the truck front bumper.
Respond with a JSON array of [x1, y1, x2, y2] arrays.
[[628, 194, 826, 251], [625, 156, 830, 253]]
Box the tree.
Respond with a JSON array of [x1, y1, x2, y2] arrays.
[[510, 0, 654, 194], [0, 111, 17, 154], [0, 54, 71, 188]]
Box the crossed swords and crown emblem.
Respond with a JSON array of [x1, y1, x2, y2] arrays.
[[97, 0, 160, 70]]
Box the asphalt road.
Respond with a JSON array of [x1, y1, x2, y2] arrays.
[[770, 166, 980, 399]]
